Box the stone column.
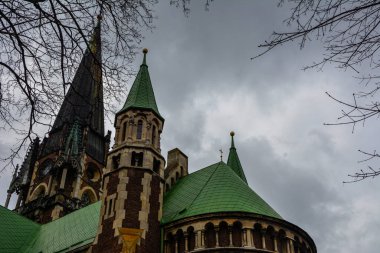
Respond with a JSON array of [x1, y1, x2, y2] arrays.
[[286, 239, 291, 253], [243, 228, 248, 246], [200, 230, 205, 248], [261, 231, 266, 250], [289, 240, 294, 253], [246, 229, 253, 247], [229, 227, 233, 246], [274, 237, 278, 252], [127, 120, 134, 141], [215, 227, 219, 247], [194, 231, 200, 249], [73, 173, 82, 198], [47, 176, 53, 195], [60, 168, 67, 189], [184, 234, 189, 252]]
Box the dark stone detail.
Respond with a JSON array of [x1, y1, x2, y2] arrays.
[[138, 173, 161, 253], [7, 138, 40, 207], [92, 171, 121, 253], [17, 193, 87, 224], [123, 169, 143, 228]]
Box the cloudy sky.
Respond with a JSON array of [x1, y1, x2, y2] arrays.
[[1, 1, 380, 252]]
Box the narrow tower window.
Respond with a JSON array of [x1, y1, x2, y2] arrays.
[[137, 120, 143, 139], [131, 152, 143, 167], [153, 158, 160, 173], [122, 121, 127, 141], [152, 125, 156, 146], [112, 154, 120, 170]]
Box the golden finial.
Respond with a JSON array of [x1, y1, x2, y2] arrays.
[[230, 131, 235, 137], [143, 48, 148, 54]]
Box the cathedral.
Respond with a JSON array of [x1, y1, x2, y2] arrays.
[[0, 21, 317, 253]]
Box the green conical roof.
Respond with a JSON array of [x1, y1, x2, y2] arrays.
[[227, 132, 247, 183], [162, 162, 281, 224], [118, 49, 163, 120]]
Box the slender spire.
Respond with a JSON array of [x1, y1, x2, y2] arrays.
[[118, 48, 163, 121], [42, 18, 105, 163], [51, 17, 103, 134], [227, 131, 248, 183]]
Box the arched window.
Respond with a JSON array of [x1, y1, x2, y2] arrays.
[[187, 227, 195, 251], [166, 233, 175, 253], [131, 152, 143, 167], [81, 189, 97, 206], [176, 229, 185, 253], [122, 121, 127, 141], [180, 166, 184, 176], [171, 177, 174, 186], [294, 236, 300, 253], [176, 171, 179, 181], [165, 183, 170, 192], [265, 226, 275, 251], [86, 163, 100, 181], [204, 223, 216, 248], [31, 184, 47, 201], [277, 229, 287, 253], [112, 154, 121, 170], [137, 120, 143, 139], [39, 159, 53, 178], [253, 223, 263, 249], [152, 125, 156, 146], [232, 221, 243, 247], [218, 221, 229, 247]]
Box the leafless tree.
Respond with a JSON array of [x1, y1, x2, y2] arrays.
[[256, 0, 380, 182], [0, 0, 159, 171]]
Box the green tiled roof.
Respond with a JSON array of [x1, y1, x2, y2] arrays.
[[0, 201, 101, 253], [162, 162, 282, 224], [227, 132, 247, 183], [28, 201, 101, 253], [118, 49, 163, 120], [0, 205, 40, 253]]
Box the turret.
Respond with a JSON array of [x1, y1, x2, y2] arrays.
[[92, 49, 165, 253]]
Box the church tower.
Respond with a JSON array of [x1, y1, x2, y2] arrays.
[[92, 49, 165, 253], [14, 19, 109, 224]]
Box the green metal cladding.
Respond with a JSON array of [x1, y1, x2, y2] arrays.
[[162, 161, 282, 224]]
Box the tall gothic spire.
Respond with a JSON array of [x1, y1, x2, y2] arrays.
[[227, 131, 248, 183], [41, 18, 105, 163], [51, 19, 103, 134]]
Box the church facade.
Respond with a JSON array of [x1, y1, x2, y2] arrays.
[[0, 22, 317, 253]]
